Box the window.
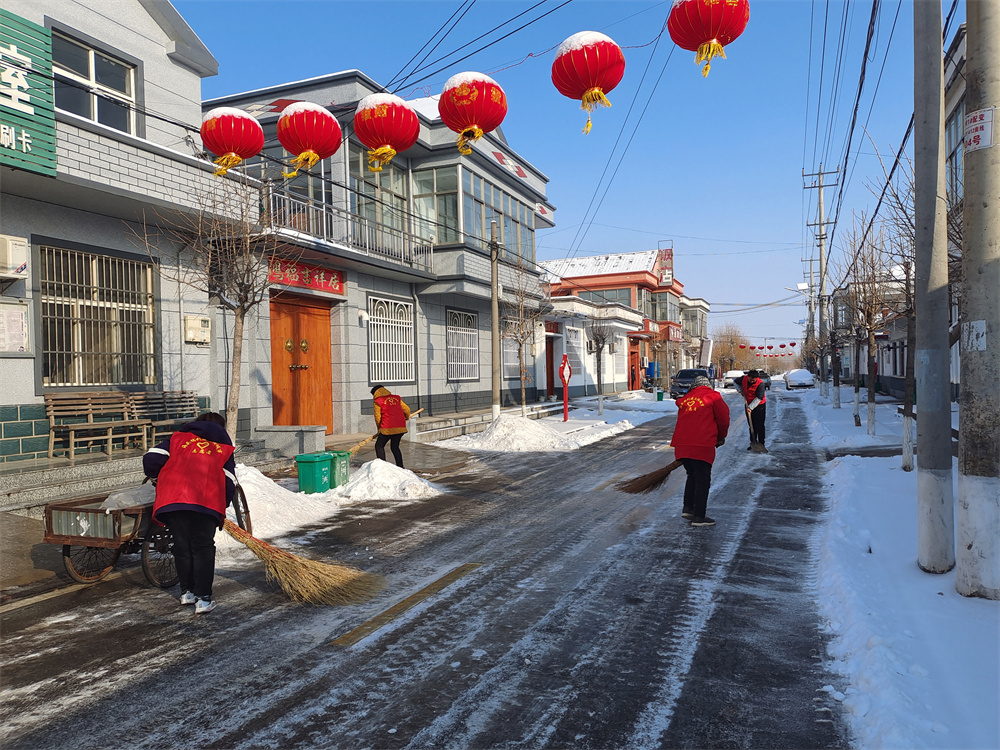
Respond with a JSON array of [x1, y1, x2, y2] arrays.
[[462, 170, 535, 263], [576, 288, 632, 306], [413, 166, 459, 243], [40, 246, 155, 386], [502, 337, 521, 379], [350, 142, 408, 231], [446, 309, 478, 381], [652, 292, 679, 322], [616, 335, 627, 375], [945, 98, 965, 204], [368, 296, 413, 383], [52, 32, 135, 134], [566, 327, 583, 374]]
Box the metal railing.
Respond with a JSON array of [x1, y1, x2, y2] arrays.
[[264, 187, 433, 272]]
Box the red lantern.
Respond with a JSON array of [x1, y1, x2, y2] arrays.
[[779, 344, 786, 349], [767, 345, 773, 350], [790, 342, 797, 347], [739, 344, 746, 349], [200, 107, 264, 177], [551, 31, 626, 134], [438, 72, 507, 155], [668, 0, 751, 77], [353, 93, 420, 173], [277, 101, 342, 178]]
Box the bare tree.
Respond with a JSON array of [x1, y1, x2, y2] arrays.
[[130, 175, 300, 439], [501, 253, 548, 418]]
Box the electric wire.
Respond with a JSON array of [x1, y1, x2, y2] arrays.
[[384, 0, 477, 91]]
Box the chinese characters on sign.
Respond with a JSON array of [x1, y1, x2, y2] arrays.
[[964, 107, 995, 153], [268, 259, 344, 295], [658, 247, 674, 286]]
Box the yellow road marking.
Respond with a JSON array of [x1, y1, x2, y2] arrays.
[[332, 562, 482, 647]]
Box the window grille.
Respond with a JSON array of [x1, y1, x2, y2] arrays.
[[446, 310, 478, 381], [566, 327, 583, 374], [40, 246, 155, 386], [368, 296, 414, 383], [503, 337, 521, 379]]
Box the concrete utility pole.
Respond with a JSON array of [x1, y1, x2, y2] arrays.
[[913, 0, 955, 574], [957, 1, 999, 599], [490, 221, 501, 421], [804, 166, 839, 396]]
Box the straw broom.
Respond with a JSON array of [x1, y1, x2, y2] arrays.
[[614, 459, 683, 494], [223, 520, 383, 605], [347, 408, 424, 456]]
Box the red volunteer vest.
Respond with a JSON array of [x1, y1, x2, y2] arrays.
[[743, 377, 766, 405], [375, 395, 407, 431], [152, 431, 235, 523]]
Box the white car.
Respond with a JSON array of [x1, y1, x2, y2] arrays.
[[722, 370, 745, 388], [784, 368, 815, 389]]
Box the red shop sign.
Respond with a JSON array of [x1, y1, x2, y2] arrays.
[[268, 259, 344, 295]]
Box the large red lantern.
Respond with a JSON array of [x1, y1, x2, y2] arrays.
[[551, 31, 626, 134], [353, 93, 420, 173], [438, 72, 507, 155], [200, 107, 264, 177], [277, 101, 342, 178], [668, 0, 751, 77]]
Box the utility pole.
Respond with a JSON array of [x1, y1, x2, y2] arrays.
[[804, 166, 839, 396], [490, 221, 501, 420], [913, 0, 954, 574], [957, 1, 999, 599]]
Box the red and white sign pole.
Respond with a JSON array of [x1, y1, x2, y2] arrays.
[[559, 354, 572, 422]]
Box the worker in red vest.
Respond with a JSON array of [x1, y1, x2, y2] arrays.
[[671, 375, 730, 527], [143, 412, 236, 614], [371, 385, 412, 468], [736, 369, 768, 453]]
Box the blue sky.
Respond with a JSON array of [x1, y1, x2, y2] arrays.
[[173, 0, 963, 349]]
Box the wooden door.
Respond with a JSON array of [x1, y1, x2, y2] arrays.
[[545, 337, 555, 397], [269, 296, 333, 434]]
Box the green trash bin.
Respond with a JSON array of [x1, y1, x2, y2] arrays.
[[329, 450, 351, 488], [656, 390, 665, 401], [295, 452, 332, 494]]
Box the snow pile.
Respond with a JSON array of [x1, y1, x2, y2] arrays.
[[439, 413, 636, 452], [329, 459, 440, 500]]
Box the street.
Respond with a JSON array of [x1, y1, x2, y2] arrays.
[[0, 391, 846, 749]]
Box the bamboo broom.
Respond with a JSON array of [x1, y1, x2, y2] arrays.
[[223, 520, 383, 605], [614, 459, 683, 494]]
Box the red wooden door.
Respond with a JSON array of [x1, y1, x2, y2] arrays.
[[269, 296, 333, 434]]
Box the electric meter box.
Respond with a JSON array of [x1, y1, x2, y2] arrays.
[[0, 235, 29, 279], [184, 315, 212, 343]]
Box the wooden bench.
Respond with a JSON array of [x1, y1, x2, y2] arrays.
[[129, 391, 202, 442], [45, 392, 151, 459]]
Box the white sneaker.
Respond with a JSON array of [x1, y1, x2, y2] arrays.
[[179, 591, 197, 605], [194, 598, 217, 614]]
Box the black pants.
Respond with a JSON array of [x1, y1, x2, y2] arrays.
[[680, 458, 713, 517], [375, 433, 404, 467], [162, 510, 218, 599], [747, 403, 767, 445]]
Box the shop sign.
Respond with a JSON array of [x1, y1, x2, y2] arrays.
[[0, 9, 56, 177], [268, 259, 344, 295], [658, 246, 674, 286]]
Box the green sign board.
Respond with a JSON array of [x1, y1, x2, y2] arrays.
[[0, 9, 56, 177]]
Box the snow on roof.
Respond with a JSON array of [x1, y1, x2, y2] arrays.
[[556, 31, 617, 57], [542, 250, 658, 280], [408, 95, 442, 121]]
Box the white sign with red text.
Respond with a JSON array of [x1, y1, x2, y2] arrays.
[[964, 107, 995, 152]]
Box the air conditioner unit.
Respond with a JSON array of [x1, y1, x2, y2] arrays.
[[641, 356, 649, 367], [608, 342, 617, 353], [0, 235, 29, 279], [586, 340, 597, 354]]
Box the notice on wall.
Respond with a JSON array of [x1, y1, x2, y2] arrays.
[[0, 300, 28, 352], [964, 107, 995, 152]]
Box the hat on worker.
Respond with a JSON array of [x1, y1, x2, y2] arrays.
[[691, 375, 712, 389], [370, 384, 384, 395]]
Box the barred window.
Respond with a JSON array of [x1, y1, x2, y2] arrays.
[[368, 296, 413, 383], [566, 327, 583, 375], [40, 246, 156, 386], [446, 310, 478, 381], [503, 337, 521, 380]]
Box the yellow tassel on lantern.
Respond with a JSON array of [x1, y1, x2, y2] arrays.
[[456, 126, 485, 156], [366, 145, 397, 173], [212, 153, 242, 177], [282, 150, 321, 179], [695, 39, 727, 77], [579, 87, 612, 135]]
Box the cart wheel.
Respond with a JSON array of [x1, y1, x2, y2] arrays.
[[141, 532, 179, 588], [63, 545, 120, 583], [230, 485, 252, 535]]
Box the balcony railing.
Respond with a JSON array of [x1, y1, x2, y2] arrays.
[[264, 187, 433, 272]]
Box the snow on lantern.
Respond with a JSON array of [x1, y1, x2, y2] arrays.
[[353, 93, 420, 173], [277, 102, 342, 178], [438, 72, 507, 155], [200, 107, 264, 177], [551, 31, 626, 134], [667, 0, 751, 77]]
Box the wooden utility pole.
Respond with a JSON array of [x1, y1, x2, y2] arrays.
[[913, 0, 955, 574], [957, 0, 999, 599]]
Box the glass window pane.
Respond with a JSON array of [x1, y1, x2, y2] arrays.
[[392, 164, 406, 195], [413, 170, 435, 195], [439, 194, 459, 243], [55, 78, 91, 118], [463, 195, 476, 238], [52, 35, 89, 77], [474, 174, 482, 200], [437, 166, 457, 192], [97, 95, 130, 132], [463, 168, 472, 195], [95, 53, 130, 95]]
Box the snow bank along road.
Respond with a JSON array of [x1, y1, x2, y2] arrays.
[[0, 391, 847, 749]]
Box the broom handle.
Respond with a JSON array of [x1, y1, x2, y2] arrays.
[[347, 408, 425, 455]]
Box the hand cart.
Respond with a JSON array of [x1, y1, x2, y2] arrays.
[[43, 484, 252, 586]]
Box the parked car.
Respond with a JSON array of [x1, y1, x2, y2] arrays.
[[722, 370, 745, 388], [759, 372, 772, 390], [669, 368, 710, 399], [785, 368, 815, 389]]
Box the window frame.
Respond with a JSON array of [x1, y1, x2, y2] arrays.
[[446, 308, 480, 382], [367, 294, 415, 385], [413, 165, 459, 244]]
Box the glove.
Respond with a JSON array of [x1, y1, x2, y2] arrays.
[[716, 438, 726, 447]]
